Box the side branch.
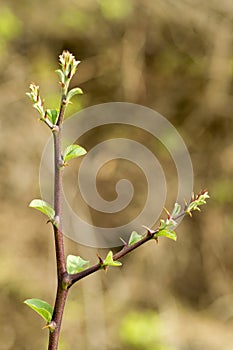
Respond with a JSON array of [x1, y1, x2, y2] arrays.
[[69, 231, 157, 286], [69, 188, 210, 286]]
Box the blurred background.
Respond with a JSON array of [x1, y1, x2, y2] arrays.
[[0, 0, 233, 349]]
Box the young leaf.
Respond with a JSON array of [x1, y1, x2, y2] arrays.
[[66, 255, 89, 274], [171, 203, 181, 218], [128, 231, 143, 245], [186, 191, 210, 216], [157, 228, 177, 241], [46, 109, 58, 125], [29, 199, 55, 220], [159, 219, 166, 230], [103, 251, 122, 267], [56, 69, 65, 84], [24, 298, 53, 324], [26, 83, 45, 117], [63, 144, 87, 163], [66, 87, 83, 103]]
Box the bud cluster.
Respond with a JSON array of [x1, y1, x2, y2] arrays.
[[56, 50, 81, 94], [185, 190, 209, 217], [26, 83, 45, 117]]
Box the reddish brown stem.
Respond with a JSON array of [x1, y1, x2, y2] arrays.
[[48, 288, 68, 350], [48, 103, 68, 350], [53, 129, 66, 276], [69, 211, 188, 286], [69, 232, 155, 286]]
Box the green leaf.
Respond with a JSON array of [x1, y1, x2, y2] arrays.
[[66, 87, 83, 103], [187, 201, 200, 212], [29, 199, 55, 220], [26, 92, 33, 100], [171, 203, 181, 218], [56, 69, 65, 84], [128, 231, 143, 245], [66, 255, 89, 274], [33, 103, 45, 116], [158, 219, 166, 230], [157, 228, 177, 241], [63, 144, 87, 163], [103, 251, 122, 267], [46, 109, 58, 125], [24, 298, 53, 324]]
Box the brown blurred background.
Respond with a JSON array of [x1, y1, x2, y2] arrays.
[[0, 0, 233, 349]]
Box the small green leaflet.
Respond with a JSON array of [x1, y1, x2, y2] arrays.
[[187, 201, 200, 212], [26, 91, 34, 102], [187, 191, 210, 213], [159, 219, 166, 230], [46, 109, 58, 125], [171, 203, 181, 218], [66, 87, 83, 103], [66, 255, 89, 274], [157, 228, 177, 241], [159, 217, 177, 230], [29, 199, 55, 221], [56, 69, 65, 84], [63, 144, 87, 163], [103, 251, 122, 267], [128, 231, 143, 245], [24, 298, 53, 324]]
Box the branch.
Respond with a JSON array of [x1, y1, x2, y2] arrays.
[[48, 97, 67, 350], [68, 235, 153, 285], [69, 190, 209, 286], [48, 51, 81, 350], [26, 51, 84, 350]]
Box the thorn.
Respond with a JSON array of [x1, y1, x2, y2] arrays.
[[42, 320, 56, 332], [119, 237, 128, 246], [163, 207, 171, 218], [42, 324, 49, 330], [103, 265, 108, 272], [186, 210, 192, 217], [183, 198, 188, 208], [97, 254, 103, 265], [142, 225, 156, 236]]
